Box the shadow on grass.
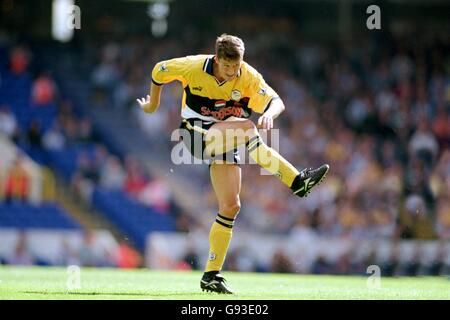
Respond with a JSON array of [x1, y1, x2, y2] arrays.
[[21, 291, 208, 297]]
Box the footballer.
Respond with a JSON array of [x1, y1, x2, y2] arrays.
[[137, 34, 329, 294]]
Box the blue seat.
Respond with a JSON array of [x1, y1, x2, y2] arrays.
[[91, 188, 177, 251], [0, 202, 81, 230]]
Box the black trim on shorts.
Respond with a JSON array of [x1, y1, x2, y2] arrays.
[[179, 118, 241, 166]]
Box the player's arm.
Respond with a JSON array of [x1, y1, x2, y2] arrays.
[[137, 58, 188, 114], [137, 82, 163, 113], [246, 66, 284, 130], [257, 97, 285, 130]]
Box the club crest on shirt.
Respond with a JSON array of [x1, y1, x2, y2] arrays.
[[231, 89, 242, 101]]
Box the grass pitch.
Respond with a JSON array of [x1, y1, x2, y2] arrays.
[[0, 266, 448, 300]]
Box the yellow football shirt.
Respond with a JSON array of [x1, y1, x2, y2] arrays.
[[151, 54, 278, 122]]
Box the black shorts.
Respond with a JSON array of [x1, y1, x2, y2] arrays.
[[179, 118, 240, 165]]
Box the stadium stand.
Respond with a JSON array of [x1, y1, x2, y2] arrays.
[[0, 41, 178, 256], [1, 0, 448, 276]]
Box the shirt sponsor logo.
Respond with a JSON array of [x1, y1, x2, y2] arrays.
[[200, 106, 243, 120], [215, 100, 226, 108]]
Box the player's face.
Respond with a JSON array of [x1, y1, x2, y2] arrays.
[[215, 57, 241, 82]]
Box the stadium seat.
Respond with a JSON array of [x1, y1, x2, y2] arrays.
[[0, 202, 81, 229]]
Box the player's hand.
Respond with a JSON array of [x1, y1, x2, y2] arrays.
[[136, 95, 152, 112], [257, 113, 274, 130]]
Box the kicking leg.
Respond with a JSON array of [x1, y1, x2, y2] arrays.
[[204, 119, 329, 197]]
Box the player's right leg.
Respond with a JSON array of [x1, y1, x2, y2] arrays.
[[204, 119, 329, 197], [200, 162, 241, 294]]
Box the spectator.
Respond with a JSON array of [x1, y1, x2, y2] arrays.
[[4, 157, 30, 203], [7, 232, 34, 265], [116, 240, 142, 269], [62, 115, 79, 145], [435, 195, 450, 239], [0, 105, 17, 139], [181, 247, 200, 270], [31, 72, 57, 106], [290, 213, 317, 244], [123, 157, 148, 197], [270, 248, 294, 273], [57, 238, 80, 266], [137, 177, 172, 212], [432, 105, 450, 151], [92, 144, 109, 171], [380, 245, 399, 277], [409, 119, 439, 168], [312, 254, 332, 275], [71, 152, 98, 202], [26, 119, 43, 148], [428, 242, 450, 276], [90, 44, 120, 99], [78, 231, 109, 267], [77, 117, 95, 144], [394, 244, 422, 277], [9, 46, 30, 75], [397, 194, 436, 240], [42, 120, 66, 151], [99, 156, 126, 190]]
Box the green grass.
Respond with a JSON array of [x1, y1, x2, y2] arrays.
[[0, 266, 448, 300]]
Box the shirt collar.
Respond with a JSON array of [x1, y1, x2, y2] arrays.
[[204, 55, 242, 80], [203, 56, 214, 76]]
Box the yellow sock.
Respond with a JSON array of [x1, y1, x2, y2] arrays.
[[204, 214, 234, 272], [247, 135, 300, 187]]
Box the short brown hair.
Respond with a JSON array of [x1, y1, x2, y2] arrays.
[[215, 34, 245, 61]]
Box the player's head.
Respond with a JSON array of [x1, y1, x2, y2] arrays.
[[215, 33, 245, 61], [214, 34, 244, 81]]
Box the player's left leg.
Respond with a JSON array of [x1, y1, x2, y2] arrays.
[[204, 119, 329, 197], [200, 162, 241, 294]]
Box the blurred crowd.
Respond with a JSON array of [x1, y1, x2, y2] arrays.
[[0, 44, 177, 216], [224, 243, 450, 277], [3, 20, 450, 274], [153, 238, 449, 277], [0, 231, 142, 268], [1, 40, 220, 266], [2, 2, 449, 277], [84, 25, 449, 241]]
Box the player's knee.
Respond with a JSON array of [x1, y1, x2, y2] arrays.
[[219, 201, 241, 218], [241, 119, 257, 132], [237, 120, 258, 140]]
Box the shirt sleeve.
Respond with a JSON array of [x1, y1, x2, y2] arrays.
[[151, 57, 189, 87], [246, 71, 279, 114]]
